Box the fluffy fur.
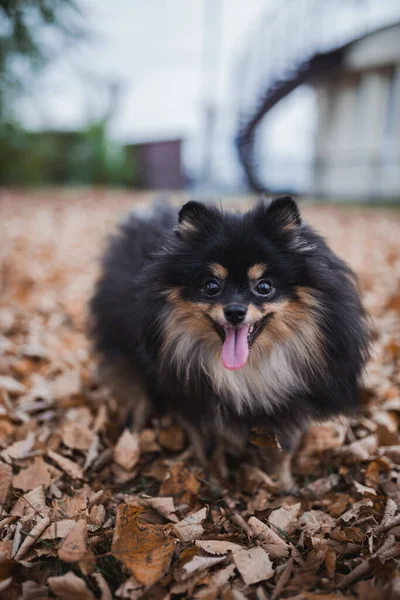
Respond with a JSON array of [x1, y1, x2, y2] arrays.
[[90, 197, 370, 461]]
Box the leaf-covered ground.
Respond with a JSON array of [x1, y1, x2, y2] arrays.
[[1, 190, 400, 600]]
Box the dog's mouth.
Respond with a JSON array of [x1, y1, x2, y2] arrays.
[[213, 317, 269, 371]]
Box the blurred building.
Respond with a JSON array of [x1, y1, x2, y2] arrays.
[[126, 138, 185, 190], [313, 23, 400, 200], [233, 0, 400, 201]]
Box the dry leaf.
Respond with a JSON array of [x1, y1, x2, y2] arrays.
[[303, 474, 340, 496], [92, 572, 112, 600], [13, 456, 52, 491], [233, 546, 274, 585], [114, 429, 140, 471], [299, 511, 336, 535], [339, 434, 378, 461], [111, 503, 174, 586], [160, 462, 201, 505], [269, 503, 301, 536], [196, 539, 243, 555], [0, 461, 12, 506], [47, 450, 83, 479], [62, 422, 95, 451], [58, 519, 87, 562], [49, 371, 80, 400], [48, 571, 95, 600], [42, 519, 77, 540], [11, 485, 49, 517], [14, 515, 50, 560], [174, 507, 207, 541], [145, 496, 178, 522], [248, 517, 289, 559], [0, 375, 26, 394], [175, 555, 225, 582], [340, 499, 374, 523], [114, 576, 143, 599], [158, 424, 186, 451], [139, 429, 161, 453], [209, 563, 236, 588], [2, 431, 35, 460]]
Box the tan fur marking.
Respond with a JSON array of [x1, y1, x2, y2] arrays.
[[209, 263, 228, 280], [248, 263, 268, 280], [162, 286, 327, 417], [208, 304, 225, 325], [247, 303, 264, 322]]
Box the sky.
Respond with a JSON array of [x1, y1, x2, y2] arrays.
[[19, 0, 399, 189], [22, 0, 268, 142]]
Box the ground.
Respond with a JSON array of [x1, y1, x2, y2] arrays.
[[0, 189, 400, 600]]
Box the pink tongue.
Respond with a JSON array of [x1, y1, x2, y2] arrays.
[[221, 326, 250, 370]]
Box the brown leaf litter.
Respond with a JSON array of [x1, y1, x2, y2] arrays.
[[1, 190, 400, 598]]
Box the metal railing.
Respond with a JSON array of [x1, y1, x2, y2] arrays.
[[233, 0, 400, 192]]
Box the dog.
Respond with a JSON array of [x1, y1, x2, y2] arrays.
[[90, 196, 370, 489]]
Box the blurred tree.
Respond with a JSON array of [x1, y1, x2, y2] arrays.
[[0, 0, 84, 118], [0, 3, 137, 187]]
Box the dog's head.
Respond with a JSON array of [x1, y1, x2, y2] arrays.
[[160, 197, 321, 371]]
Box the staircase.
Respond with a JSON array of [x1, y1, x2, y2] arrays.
[[234, 0, 400, 193]]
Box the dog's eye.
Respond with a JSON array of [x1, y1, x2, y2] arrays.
[[204, 279, 221, 297], [254, 279, 274, 297]]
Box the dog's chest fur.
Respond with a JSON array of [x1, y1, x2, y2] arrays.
[[166, 327, 318, 418]]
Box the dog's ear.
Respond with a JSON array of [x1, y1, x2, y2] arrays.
[[263, 196, 301, 231], [254, 197, 314, 251], [176, 201, 214, 239]]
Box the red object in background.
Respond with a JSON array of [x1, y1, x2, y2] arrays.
[[130, 139, 185, 190]]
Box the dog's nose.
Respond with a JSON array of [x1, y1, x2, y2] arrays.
[[224, 304, 247, 325]]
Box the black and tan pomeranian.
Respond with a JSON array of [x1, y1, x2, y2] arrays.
[[90, 197, 369, 488]]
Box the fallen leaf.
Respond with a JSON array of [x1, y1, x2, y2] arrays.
[[49, 371, 81, 400], [338, 435, 378, 461], [92, 572, 112, 600], [175, 555, 225, 582], [195, 539, 243, 554], [303, 474, 340, 496], [11, 485, 49, 517], [62, 422, 95, 451], [146, 496, 178, 522], [111, 503, 174, 586], [160, 462, 201, 505], [13, 456, 52, 491], [114, 576, 143, 599], [340, 499, 374, 523], [248, 517, 290, 559], [0, 462, 12, 506], [0, 375, 26, 394], [269, 503, 301, 536], [58, 519, 87, 562], [42, 519, 77, 540], [208, 563, 236, 588], [299, 511, 336, 535], [233, 546, 274, 585], [139, 429, 161, 453], [2, 431, 35, 460], [14, 515, 50, 560], [47, 450, 83, 479], [174, 507, 207, 541], [159, 424, 186, 451], [48, 571, 95, 600], [114, 429, 140, 471]]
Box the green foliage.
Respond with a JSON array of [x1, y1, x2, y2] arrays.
[[0, 0, 83, 117], [0, 121, 139, 187]]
